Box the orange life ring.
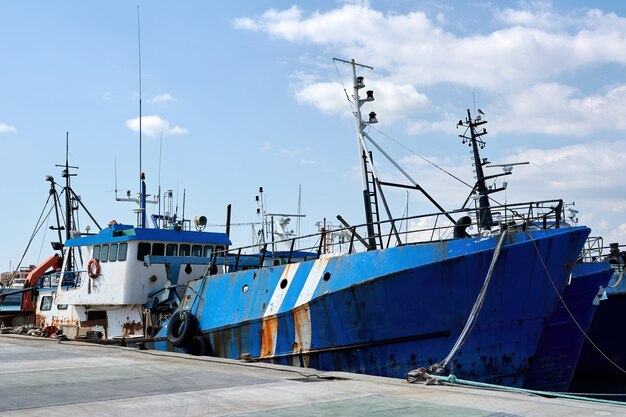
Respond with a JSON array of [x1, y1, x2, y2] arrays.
[[88, 258, 101, 279]]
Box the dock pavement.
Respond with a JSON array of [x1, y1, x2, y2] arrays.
[[0, 334, 624, 416]]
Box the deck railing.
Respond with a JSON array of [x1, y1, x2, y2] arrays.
[[206, 199, 567, 272]]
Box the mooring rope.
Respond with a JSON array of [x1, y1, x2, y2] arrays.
[[525, 231, 626, 376], [440, 230, 508, 368]]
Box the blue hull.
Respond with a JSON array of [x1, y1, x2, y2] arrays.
[[153, 226, 589, 386], [524, 262, 614, 391], [575, 271, 626, 378]]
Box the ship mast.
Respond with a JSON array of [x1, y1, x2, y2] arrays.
[[458, 109, 493, 230], [115, 6, 158, 228], [337, 58, 379, 249], [55, 133, 79, 271]]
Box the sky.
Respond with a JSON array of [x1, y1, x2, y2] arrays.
[[1, 0, 626, 271]]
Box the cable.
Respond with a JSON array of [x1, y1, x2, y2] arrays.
[[526, 231, 626, 375]]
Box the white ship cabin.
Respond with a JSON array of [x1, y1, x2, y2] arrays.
[[41, 222, 230, 339]]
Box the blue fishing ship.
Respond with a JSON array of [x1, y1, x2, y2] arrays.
[[141, 59, 590, 386], [574, 242, 626, 379], [524, 236, 614, 391]]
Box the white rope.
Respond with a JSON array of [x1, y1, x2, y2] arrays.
[[441, 231, 507, 367]]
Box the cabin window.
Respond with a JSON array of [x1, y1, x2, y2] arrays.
[[93, 245, 101, 260], [118, 243, 128, 261], [109, 243, 118, 262], [191, 245, 202, 257], [180, 244, 190, 256], [152, 243, 165, 256], [101, 245, 109, 263], [57, 304, 68, 310], [166, 244, 178, 256], [87, 310, 107, 321], [203, 245, 213, 258], [216, 245, 225, 255], [137, 242, 150, 261], [40, 296, 53, 311]]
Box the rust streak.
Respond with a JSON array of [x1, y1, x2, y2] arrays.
[[261, 316, 278, 358], [292, 304, 312, 367], [122, 321, 144, 336]]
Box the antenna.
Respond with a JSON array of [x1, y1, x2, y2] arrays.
[[472, 92, 477, 115], [137, 5, 143, 209], [114, 7, 157, 227], [158, 133, 163, 228], [297, 185, 302, 249], [114, 156, 118, 199]]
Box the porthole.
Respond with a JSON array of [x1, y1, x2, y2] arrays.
[[280, 279, 288, 289], [323, 272, 331, 281], [242, 284, 249, 293]]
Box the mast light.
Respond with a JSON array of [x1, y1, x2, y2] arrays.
[[356, 76, 365, 89], [368, 112, 378, 124]]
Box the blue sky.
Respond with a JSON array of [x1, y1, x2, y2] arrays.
[[2, 0, 626, 271]]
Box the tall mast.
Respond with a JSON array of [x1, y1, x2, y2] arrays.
[[55, 133, 78, 270], [335, 58, 378, 249], [458, 109, 493, 230], [115, 6, 157, 227], [137, 5, 144, 228]]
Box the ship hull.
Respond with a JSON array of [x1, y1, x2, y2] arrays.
[[574, 271, 626, 378], [152, 226, 589, 386], [523, 262, 614, 391]]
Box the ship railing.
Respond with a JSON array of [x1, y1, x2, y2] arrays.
[[578, 237, 605, 262], [53, 270, 86, 291], [206, 198, 566, 272]]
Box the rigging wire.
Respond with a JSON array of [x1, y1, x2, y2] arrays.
[[333, 59, 353, 106], [36, 207, 52, 265], [369, 125, 473, 188], [6, 194, 54, 286], [527, 231, 626, 376]]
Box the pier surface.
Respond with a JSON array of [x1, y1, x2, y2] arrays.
[[0, 334, 623, 417]]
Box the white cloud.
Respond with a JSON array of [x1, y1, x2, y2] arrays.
[[236, 3, 626, 134], [233, 17, 259, 31], [0, 123, 16, 134], [294, 79, 430, 124], [485, 83, 626, 136], [148, 93, 175, 104], [368, 138, 626, 244], [260, 141, 271, 151], [485, 141, 626, 239], [125, 115, 187, 137]]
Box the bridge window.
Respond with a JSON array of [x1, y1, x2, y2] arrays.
[[192, 245, 202, 257], [152, 243, 165, 256], [40, 296, 53, 311], [203, 245, 213, 258], [109, 244, 118, 262], [58, 304, 68, 310], [166, 244, 178, 256], [180, 244, 190, 256], [101, 245, 109, 263], [137, 242, 150, 261], [118, 243, 127, 261], [93, 245, 101, 260]]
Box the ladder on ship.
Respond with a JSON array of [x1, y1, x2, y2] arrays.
[[364, 151, 383, 250]]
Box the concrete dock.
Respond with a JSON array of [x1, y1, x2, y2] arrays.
[[0, 334, 624, 416]]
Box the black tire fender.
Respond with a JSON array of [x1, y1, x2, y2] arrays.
[[188, 335, 212, 356], [166, 310, 197, 347]]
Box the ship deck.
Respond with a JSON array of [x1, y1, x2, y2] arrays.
[[0, 334, 623, 417]]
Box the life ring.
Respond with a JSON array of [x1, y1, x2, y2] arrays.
[[166, 310, 197, 347], [88, 258, 101, 279]]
